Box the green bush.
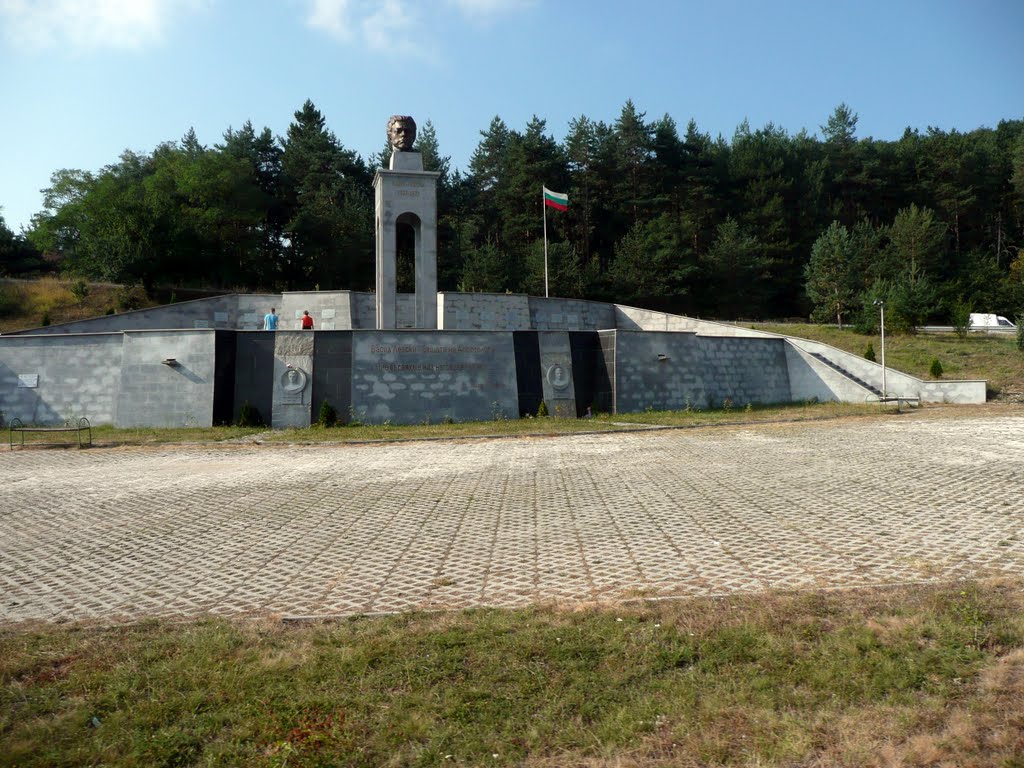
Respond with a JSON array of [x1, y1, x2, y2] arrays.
[[864, 343, 876, 362], [930, 358, 944, 379], [237, 401, 262, 427], [116, 284, 147, 312], [950, 298, 971, 339], [70, 279, 90, 303], [537, 400, 549, 417], [1017, 315, 1024, 352], [318, 399, 338, 427], [40, 311, 51, 326]]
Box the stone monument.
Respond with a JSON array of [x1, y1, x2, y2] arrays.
[[373, 115, 441, 329]]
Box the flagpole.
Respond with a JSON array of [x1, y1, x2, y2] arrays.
[[543, 187, 549, 298]]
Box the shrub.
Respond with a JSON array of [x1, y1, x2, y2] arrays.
[[930, 358, 944, 379], [1017, 315, 1024, 352], [318, 399, 338, 427], [70, 279, 90, 303], [864, 343, 876, 362], [40, 311, 51, 326], [116, 284, 147, 312], [950, 298, 971, 339], [537, 400, 549, 417], [237, 401, 263, 427]]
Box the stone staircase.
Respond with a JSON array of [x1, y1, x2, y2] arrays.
[[809, 352, 883, 397]]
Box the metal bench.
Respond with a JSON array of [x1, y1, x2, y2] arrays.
[[9, 417, 92, 449], [872, 396, 921, 413]]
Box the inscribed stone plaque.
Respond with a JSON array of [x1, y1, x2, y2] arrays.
[[322, 309, 336, 319], [214, 312, 229, 322], [194, 320, 210, 329], [17, 374, 39, 388]]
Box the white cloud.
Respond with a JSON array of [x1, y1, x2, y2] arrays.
[[0, 0, 202, 51], [304, 0, 530, 53], [360, 0, 414, 52], [305, 0, 356, 43]]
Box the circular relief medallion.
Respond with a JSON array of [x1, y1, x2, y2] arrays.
[[281, 368, 308, 392], [546, 363, 571, 391]]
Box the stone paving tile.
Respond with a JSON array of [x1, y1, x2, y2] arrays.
[[2, 413, 1024, 623]]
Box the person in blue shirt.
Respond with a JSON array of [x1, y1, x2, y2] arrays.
[[263, 307, 279, 330]]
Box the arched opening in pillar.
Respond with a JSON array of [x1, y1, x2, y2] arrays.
[[395, 214, 418, 294]]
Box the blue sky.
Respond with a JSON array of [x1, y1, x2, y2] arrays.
[[1, 0, 1022, 233]]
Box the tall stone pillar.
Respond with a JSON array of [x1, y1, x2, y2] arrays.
[[373, 116, 441, 330]]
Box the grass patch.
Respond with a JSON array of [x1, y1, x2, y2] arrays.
[[0, 278, 156, 333], [2, 581, 1023, 766], [72, 402, 901, 446]]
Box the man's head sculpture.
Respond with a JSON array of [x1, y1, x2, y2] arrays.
[[387, 115, 417, 152]]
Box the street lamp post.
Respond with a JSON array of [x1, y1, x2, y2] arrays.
[[874, 299, 886, 398]]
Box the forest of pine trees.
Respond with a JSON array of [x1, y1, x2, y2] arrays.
[[3, 99, 1024, 329]]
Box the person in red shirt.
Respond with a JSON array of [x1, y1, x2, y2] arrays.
[[301, 310, 314, 330]]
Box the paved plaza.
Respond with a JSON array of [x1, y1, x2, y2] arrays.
[[2, 411, 1023, 624]]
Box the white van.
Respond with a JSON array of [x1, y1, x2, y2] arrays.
[[969, 313, 1017, 331]]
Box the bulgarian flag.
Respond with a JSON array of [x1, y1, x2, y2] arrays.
[[543, 186, 568, 211]]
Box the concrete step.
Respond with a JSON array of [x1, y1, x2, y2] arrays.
[[809, 352, 883, 397]]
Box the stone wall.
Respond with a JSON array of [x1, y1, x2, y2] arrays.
[[611, 331, 708, 413], [350, 330, 519, 424], [0, 333, 124, 425], [278, 292, 353, 331], [437, 292, 532, 330], [11, 294, 282, 335], [114, 331, 217, 427], [698, 336, 791, 407], [530, 297, 616, 331]]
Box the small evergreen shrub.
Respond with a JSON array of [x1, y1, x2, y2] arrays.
[[237, 401, 263, 427], [930, 358, 944, 379], [864, 343, 876, 362], [1017, 315, 1024, 352], [70, 279, 90, 303], [537, 400, 549, 417], [40, 312, 51, 326], [116, 284, 147, 312], [105, 307, 116, 315], [950, 298, 971, 339], [318, 399, 338, 427]]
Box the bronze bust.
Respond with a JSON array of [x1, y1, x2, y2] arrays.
[[387, 115, 417, 152]]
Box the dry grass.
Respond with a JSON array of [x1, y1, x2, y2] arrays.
[[0, 277, 152, 333]]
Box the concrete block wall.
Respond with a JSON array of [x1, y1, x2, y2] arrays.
[[530, 297, 617, 331], [278, 291, 354, 331], [114, 331, 217, 427], [311, 333, 353, 423], [351, 292, 377, 328], [8, 294, 284, 336], [437, 292, 532, 330], [233, 333, 275, 426], [612, 331, 708, 413], [698, 337, 792, 407], [351, 330, 519, 424], [0, 333, 124, 425]]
